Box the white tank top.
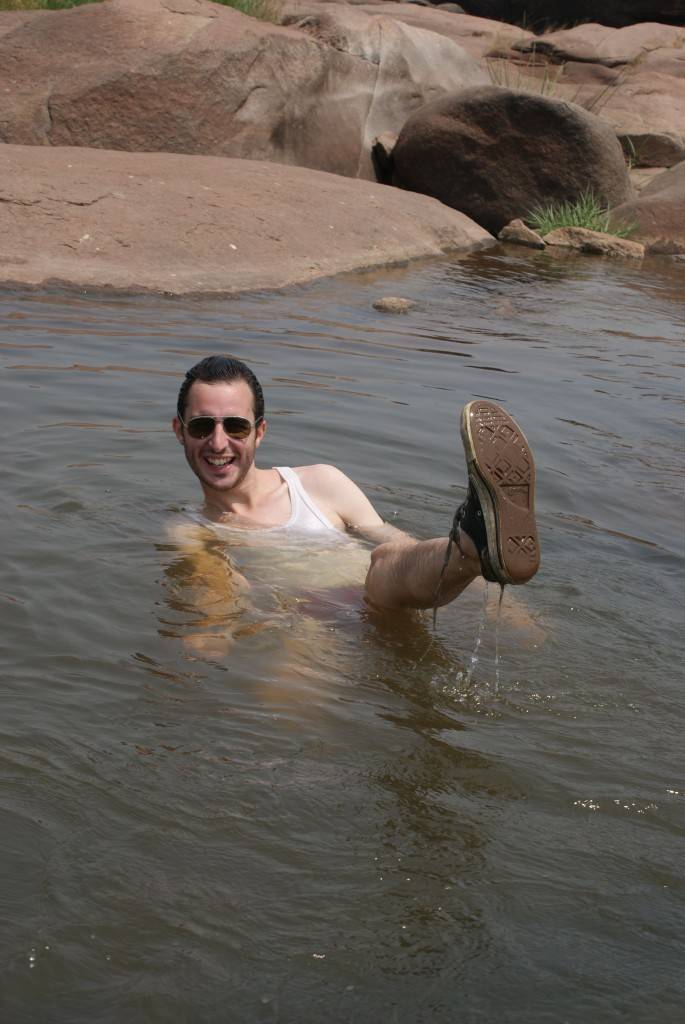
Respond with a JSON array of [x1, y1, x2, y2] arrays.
[[275, 466, 340, 534]]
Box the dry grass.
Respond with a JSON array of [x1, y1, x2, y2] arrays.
[[486, 48, 635, 117], [486, 55, 565, 98]]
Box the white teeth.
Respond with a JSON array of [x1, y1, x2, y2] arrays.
[[206, 456, 232, 466]]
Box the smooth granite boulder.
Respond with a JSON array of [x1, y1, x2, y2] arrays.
[[0, 0, 485, 180], [281, 2, 488, 171], [0, 144, 493, 295], [610, 159, 685, 246], [391, 87, 635, 234]]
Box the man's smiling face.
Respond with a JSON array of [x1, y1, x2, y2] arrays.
[[173, 378, 266, 499]]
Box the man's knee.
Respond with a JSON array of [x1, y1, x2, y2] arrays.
[[365, 541, 400, 605], [370, 535, 416, 566], [369, 541, 394, 568]]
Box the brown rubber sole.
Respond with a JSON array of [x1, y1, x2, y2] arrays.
[[460, 400, 540, 585]]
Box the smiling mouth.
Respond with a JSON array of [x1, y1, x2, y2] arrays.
[[204, 455, 235, 468]]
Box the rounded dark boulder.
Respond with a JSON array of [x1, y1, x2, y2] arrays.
[[391, 86, 634, 235]]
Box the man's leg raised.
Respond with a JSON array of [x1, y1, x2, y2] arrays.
[[364, 401, 540, 612], [364, 532, 481, 610]]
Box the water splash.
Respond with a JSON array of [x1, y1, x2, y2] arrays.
[[493, 583, 506, 693], [459, 581, 490, 689]]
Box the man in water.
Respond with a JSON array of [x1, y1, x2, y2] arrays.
[[171, 355, 540, 613]]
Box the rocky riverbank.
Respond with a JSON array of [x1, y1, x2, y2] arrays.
[[1, 0, 684, 295], [0, 145, 490, 296]]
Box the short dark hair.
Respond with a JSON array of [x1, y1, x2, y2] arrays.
[[177, 356, 265, 423]]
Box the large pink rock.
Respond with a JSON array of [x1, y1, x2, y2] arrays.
[[0, 144, 492, 295], [349, 8, 685, 170], [610, 159, 685, 246], [0, 0, 485, 180], [391, 86, 634, 234], [513, 21, 684, 65], [351, 3, 536, 58], [512, 23, 685, 167], [281, 2, 488, 159]]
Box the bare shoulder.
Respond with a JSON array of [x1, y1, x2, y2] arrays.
[[295, 463, 355, 492], [293, 464, 384, 531]]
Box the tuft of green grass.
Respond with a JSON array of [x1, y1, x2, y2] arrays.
[[210, 0, 282, 22], [527, 191, 635, 237]]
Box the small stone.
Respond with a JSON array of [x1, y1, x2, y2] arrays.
[[498, 218, 545, 249], [646, 238, 685, 256], [373, 296, 417, 313]]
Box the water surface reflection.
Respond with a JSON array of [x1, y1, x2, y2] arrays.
[[1, 250, 683, 1022]]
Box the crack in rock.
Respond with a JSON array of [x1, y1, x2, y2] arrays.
[[46, 93, 54, 140], [44, 194, 114, 207], [0, 195, 40, 206]]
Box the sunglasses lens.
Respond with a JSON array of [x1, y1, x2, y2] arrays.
[[185, 417, 254, 439], [186, 417, 215, 439], [223, 417, 252, 439]]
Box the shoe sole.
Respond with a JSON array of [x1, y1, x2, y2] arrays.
[[460, 400, 540, 585]]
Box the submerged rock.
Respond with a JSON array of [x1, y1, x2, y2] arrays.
[[373, 296, 418, 312], [647, 239, 685, 255]]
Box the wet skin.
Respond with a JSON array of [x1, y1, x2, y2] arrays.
[[173, 379, 267, 504], [171, 379, 543, 641]]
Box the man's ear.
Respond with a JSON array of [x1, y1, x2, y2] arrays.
[[255, 419, 267, 448], [172, 417, 185, 444]]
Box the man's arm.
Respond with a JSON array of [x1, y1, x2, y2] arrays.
[[295, 465, 544, 638], [295, 464, 414, 545]]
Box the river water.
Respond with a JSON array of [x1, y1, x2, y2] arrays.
[[1, 249, 683, 1023]]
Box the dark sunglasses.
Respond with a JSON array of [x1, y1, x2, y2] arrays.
[[179, 414, 263, 440]]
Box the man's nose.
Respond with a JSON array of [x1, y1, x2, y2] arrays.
[[208, 421, 230, 447]]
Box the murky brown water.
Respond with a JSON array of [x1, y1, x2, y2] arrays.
[[1, 249, 684, 1023]]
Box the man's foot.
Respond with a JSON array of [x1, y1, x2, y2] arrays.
[[451, 401, 540, 585]]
